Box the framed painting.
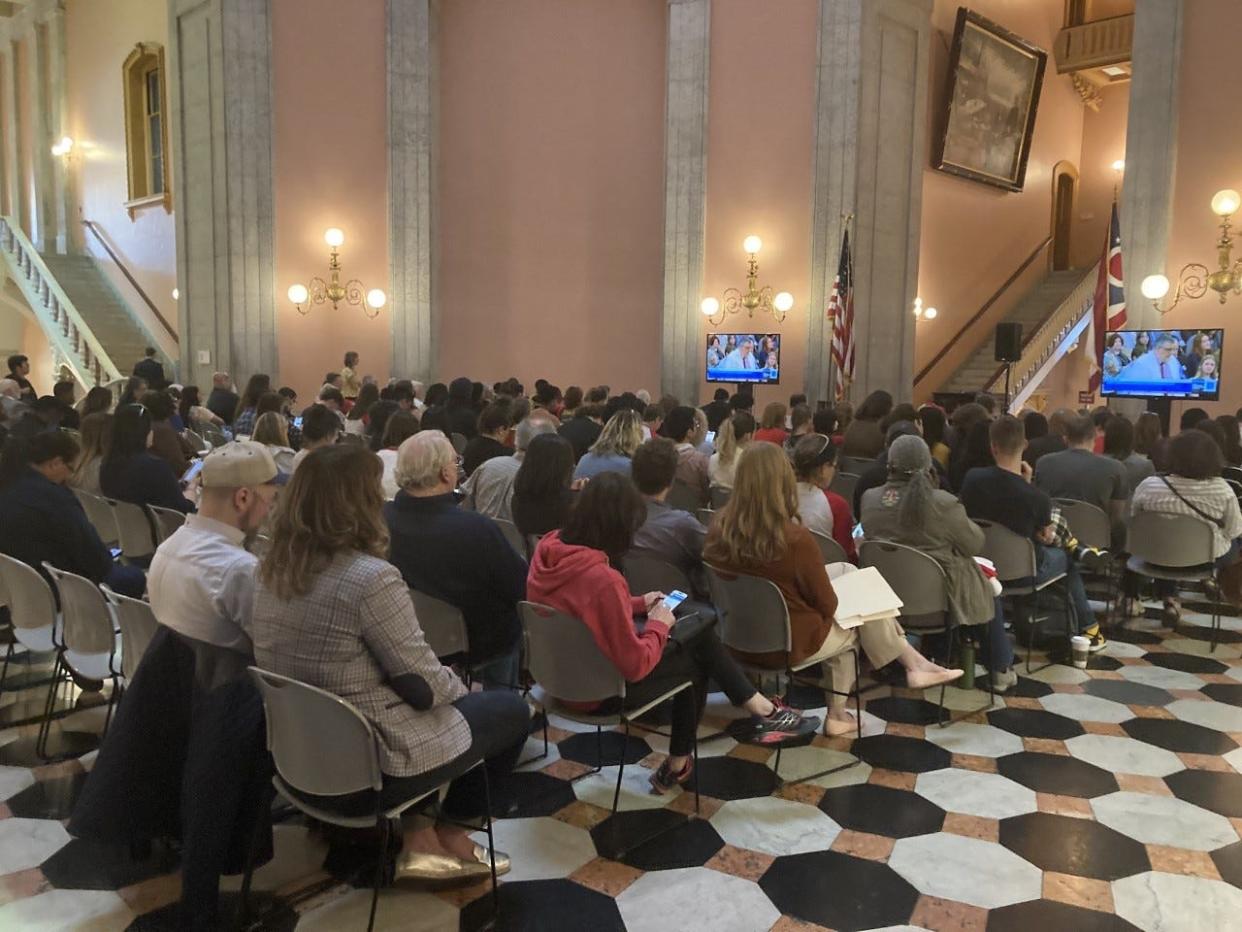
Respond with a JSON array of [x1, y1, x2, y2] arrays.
[[933, 8, 1047, 192]]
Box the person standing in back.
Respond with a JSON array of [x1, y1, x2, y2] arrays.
[[133, 347, 165, 390]]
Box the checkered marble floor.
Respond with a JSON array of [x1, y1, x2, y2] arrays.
[[4, 598, 1242, 931]]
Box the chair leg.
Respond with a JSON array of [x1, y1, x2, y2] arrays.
[[690, 687, 700, 817], [937, 628, 955, 728], [611, 722, 629, 814], [0, 641, 12, 694], [367, 816, 391, 932], [36, 657, 62, 759], [853, 650, 863, 740], [481, 767, 501, 918]]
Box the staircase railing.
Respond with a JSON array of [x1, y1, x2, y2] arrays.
[[913, 235, 1052, 388], [82, 219, 179, 345], [994, 266, 1098, 412], [0, 216, 122, 386]]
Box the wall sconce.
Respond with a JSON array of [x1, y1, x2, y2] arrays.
[[50, 136, 74, 158], [287, 227, 387, 319], [1141, 188, 1242, 314], [912, 296, 937, 321], [700, 235, 793, 325]]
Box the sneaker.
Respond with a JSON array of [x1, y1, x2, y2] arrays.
[[1077, 547, 1111, 574], [648, 756, 693, 795], [1082, 624, 1108, 653], [991, 668, 1018, 693], [748, 698, 819, 746]]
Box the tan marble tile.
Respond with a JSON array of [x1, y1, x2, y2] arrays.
[[951, 753, 998, 774], [1037, 793, 1093, 819], [1050, 683, 1086, 693], [543, 725, 574, 743], [775, 782, 829, 807], [869, 769, 917, 790], [729, 743, 775, 763], [1115, 772, 1175, 796], [1087, 670, 1125, 681], [942, 812, 1000, 843], [767, 916, 833, 932], [667, 791, 723, 820], [1129, 704, 1176, 719], [830, 829, 894, 862], [1146, 845, 1222, 880], [1170, 688, 1211, 702], [0, 803, 10, 820], [552, 800, 611, 831], [1202, 673, 1240, 684], [569, 857, 643, 897], [1082, 721, 1128, 736], [118, 872, 181, 914], [1042, 871, 1113, 912], [1023, 737, 1069, 754], [909, 894, 988, 932], [1004, 697, 1044, 710], [542, 759, 595, 781], [811, 734, 854, 753], [886, 722, 926, 739], [432, 876, 493, 908], [0, 868, 49, 907], [705, 844, 776, 882], [1179, 752, 1236, 772]]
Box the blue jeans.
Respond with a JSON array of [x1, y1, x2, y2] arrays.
[[1036, 545, 1094, 633], [474, 646, 521, 691], [981, 597, 1015, 673]]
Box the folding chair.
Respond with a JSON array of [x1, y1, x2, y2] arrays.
[[183, 429, 212, 455], [406, 588, 513, 689], [100, 585, 159, 684], [837, 456, 876, 476], [109, 499, 158, 565], [622, 556, 695, 598], [810, 531, 848, 565], [697, 508, 717, 527], [450, 432, 468, 454], [859, 540, 993, 721], [148, 505, 187, 544], [72, 489, 119, 548], [666, 480, 704, 513], [490, 517, 527, 559], [43, 564, 121, 733], [709, 486, 732, 509], [519, 601, 698, 856], [828, 471, 860, 506], [1053, 498, 1118, 618], [247, 668, 499, 932], [705, 566, 861, 782], [1126, 511, 1221, 650], [525, 534, 543, 560], [977, 519, 1075, 673]]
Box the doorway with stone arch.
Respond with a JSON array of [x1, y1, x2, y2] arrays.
[[1051, 161, 1079, 271]]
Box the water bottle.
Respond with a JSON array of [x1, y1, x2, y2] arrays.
[[960, 641, 976, 690]]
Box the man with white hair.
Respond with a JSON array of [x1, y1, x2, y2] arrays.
[[385, 430, 527, 687], [461, 413, 557, 520], [0, 377, 25, 420], [148, 441, 285, 656]]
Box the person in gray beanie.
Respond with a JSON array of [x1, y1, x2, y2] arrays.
[[860, 434, 1017, 692]]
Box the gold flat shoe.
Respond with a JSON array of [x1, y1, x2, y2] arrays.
[[395, 851, 491, 884], [473, 844, 511, 877]]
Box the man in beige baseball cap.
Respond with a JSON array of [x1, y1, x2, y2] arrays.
[[148, 441, 285, 655]]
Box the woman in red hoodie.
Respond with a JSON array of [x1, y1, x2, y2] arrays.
[[526, 472, 815, 794]]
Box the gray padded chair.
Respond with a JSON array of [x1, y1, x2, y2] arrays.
[[697, 508, 717, 527], [705, 566, 860, 781], [449, 432, 468, 454], [828, 471, 860, 505], [491, 517, 528, 559], [72, 489, 119, 548], [43, 564, 119, 732], [148, 504, 187, 544], [1126, 510, 1221, 649], [0, 554, 67, 764], [622, 556, 695, 598], [109, 499, 158, 564], [1054, 497, 1118, 616], [709, 486, 732, 509], [100, 585, 159, 683], [809, 531, 848, 565], [407, 589, 469, 661], [247, 667, 498, 932]]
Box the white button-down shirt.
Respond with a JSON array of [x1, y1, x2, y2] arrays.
[[148, 514, 258, 654]]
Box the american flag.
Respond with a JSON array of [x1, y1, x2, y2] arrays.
[[1088, 202, 1127, 391], [829, 231, 854, 401]]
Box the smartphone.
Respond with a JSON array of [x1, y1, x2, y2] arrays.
[[109, 547, 123, 560], [705, 431, 716, 446], [659, 590, 689, 614], [852, 522, 865, 540], [293, 416, 304, 430], [182, 459, 205, 484]]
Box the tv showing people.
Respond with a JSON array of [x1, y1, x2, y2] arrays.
[[706, 333, 781, 384], [1101, 329, 1223, 400]]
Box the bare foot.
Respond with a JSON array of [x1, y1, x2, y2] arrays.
[[906, 668, 964, 689], [434, 826, 481, 862]]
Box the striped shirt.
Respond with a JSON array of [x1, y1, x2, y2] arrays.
[[1131, 475, 1242, 558]]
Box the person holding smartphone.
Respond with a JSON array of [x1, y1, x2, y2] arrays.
[[526, 472, 817, 795]]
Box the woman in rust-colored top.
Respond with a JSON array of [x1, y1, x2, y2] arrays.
[[704, 443, 962, 735]]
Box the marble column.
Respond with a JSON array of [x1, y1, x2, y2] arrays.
[[44, 7, 69, 254], [808, 0, 931, 405], [167, 0, 277, 386], [387, 0, 437, 384], [660, 0, 710, 405], [1, 44, 18, 222], [1120, 0, 1182, 331], [25, 22, 53, 252]]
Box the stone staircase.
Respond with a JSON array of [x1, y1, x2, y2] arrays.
[[941, 268, 1088, 394]]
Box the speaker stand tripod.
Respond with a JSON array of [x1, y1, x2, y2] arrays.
[[1003, 363, 1012, 414]]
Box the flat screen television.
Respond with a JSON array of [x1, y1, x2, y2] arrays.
[[706, 332, 781, 384], [1100, 328, 1223, 400]]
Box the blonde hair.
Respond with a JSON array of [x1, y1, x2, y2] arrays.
[[395, 430, 455, 491], [715, 411, 755, 467], [760, 402, 787, 430], [73, 412, 112, 482], [590, 409, 644, 458], [251, 411, 289, 447], [258, 444, 389, 600], [691, 407, 708, 445], [704, 442, 800, 566]]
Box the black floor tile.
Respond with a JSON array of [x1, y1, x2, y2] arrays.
[[1165, 769, 1242, 818], [688, 756, 779, 800], [986, 898, 1141, 931], [1005, 676, 1056, 699], [1147, 652, 1229, 675], [127, 892, 297, 932], [998, 812, 1150, 881], [590, 809, 685, 862], [1122, 717, 1238, 755], [782, 679, 829, 710], [987, 707, 1085, 741], [864, 696, 943, 725], [996, 751, 1119, 798], [1108, 627, 1163, 645], [819, 783, 945, 838], [1202, 683, 1242, 706], [459, 879, 625, 932], [617, 815, 724, 871], [489, 772, 576, 819], [760, 850, 919, 932], [5, 771, 88, 819], [1176, 625, 1242, 645], [1082, 678, 1173, 707], [850, 734, 951, 773], [1211, 840, 1242, 889], [556, 730, 651, 767], [42, 838, 179, 891], [1084, 654, 1124, 671]]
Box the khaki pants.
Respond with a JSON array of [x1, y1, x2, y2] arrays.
[[799, 617, 907, 709]]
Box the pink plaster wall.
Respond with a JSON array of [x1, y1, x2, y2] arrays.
[[1158, 0, 1242, 422], [1072, 83, 1129, 269], [915, 0, 1088, 400], [700, 0, 817, 409], [437, 0, 666, 395], [271, 0, 390, 402]]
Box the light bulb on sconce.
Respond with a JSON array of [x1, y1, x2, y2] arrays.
[[742, 235, 762, 255], [287, 283, 309, 305], [366, 289, 387, 309], [700, 297, 720, 318], [1111, 159, 1125, 173], [323, 227, 345, 248], [1211, 189, 1241, 218], [1140, 275, 1170, 300], [171, 288, 179, 301], [50, 136, 74, 157], [913, 297, 937, 321], [700, 235, 791, 325], [924, 306, 938, 320], [288, 226, 384, 318], [773, 292, 794, 313]]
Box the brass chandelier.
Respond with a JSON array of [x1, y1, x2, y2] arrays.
[[1141, 189, 1242, 314], [287, 228, 387, 319], [701, 235, 794, 325]]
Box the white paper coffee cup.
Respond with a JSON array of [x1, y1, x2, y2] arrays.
[[1071, 635, 1090, 669]]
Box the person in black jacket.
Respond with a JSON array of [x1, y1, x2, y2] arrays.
[[133, 347, 166, 390], [205, 373, 240, 426], [462, 401, 513, 477], [384, 430, 527, 688], [445, 376, 479, 439], [512, 433, 577, 539], [0, 430, 145, 596], [558, 403, 604, 462], [100, 404, 196, 515], [701, 388, 732, 432]]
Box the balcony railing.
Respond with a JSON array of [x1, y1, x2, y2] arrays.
[[1054, 14, 1133, 74]]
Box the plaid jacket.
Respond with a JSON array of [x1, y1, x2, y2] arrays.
[[252, 551, 470, 777]]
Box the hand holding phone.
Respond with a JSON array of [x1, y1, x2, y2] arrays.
[[649, 590, 688, 627], [181, 458, 204, 485]]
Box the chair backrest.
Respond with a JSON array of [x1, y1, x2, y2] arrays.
[[100, 585, 160, 681], [810, 530, 848, 565], [148, 505, 187, 544], [407, 589, 470, 659], [828, 471, 860, 504], [859, 539, 950, 629], [73, 488, 119, 546], [697, 508, 717, 527], [709, 486, 731, 509], [183, 429, 212, 455], [249, 667, 383, 797], [622, 555, 694, 597], [491, 517, 527, 559], [1223, 465, 1242, 486], [525, 534, 544, 559], [42, 563, 114, 658], [450, 432, 468, 454], [1127, 510, 1215, 568], [1226, 478, 1242, 501], [110, 499, 157, 560], [838, 456, 876, 475], [704, 566, 792, 655], [1053, 498, 1110, 551], [666, 480, 702, 513], [976, 519, 1037, 583], [0, 554, 57, 637], [519, 601, 625, 704]]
